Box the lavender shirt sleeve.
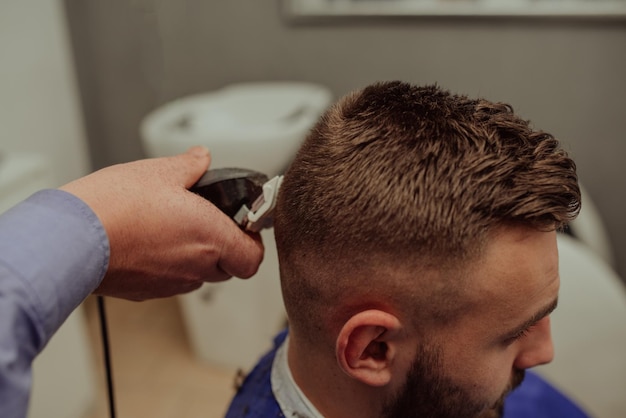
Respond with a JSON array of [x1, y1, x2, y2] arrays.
[[0, 189, 109, 417]]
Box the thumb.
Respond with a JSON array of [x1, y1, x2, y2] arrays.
[[168, 146, 212, 188]]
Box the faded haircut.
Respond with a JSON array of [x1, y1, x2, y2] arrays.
[[274, 81, 580, 345]]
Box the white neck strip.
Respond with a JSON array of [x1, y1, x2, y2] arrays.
[[271, 335, 325, 418]]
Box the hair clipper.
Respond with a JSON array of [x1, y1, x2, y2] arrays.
[[190, 167, 283, 232]]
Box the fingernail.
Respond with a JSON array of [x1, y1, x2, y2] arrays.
[[188, 145, 210, 158]]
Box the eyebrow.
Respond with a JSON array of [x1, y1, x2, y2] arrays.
[[502, 297, 559, 341]]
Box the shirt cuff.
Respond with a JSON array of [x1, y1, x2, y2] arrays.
[[0, 189, 110, 343]]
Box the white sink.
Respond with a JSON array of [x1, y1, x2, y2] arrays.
[[140, 81, 333, 176], [0, 153, 51, 214]]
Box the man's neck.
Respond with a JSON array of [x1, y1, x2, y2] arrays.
[[285, 335, 383, 418]]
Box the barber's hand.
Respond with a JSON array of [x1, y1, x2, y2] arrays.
[[60, 146, 264, 301]]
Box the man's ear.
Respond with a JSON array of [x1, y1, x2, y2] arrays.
[[336, 310, 402, 387]]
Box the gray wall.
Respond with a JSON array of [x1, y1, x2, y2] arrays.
[[64, 1, 626, 276]]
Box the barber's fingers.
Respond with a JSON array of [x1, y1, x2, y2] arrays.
[[187, 194, 265, 281], [218, 228, 265, 279], [167, 146, 264, 280], [165, 146, 212, 188]]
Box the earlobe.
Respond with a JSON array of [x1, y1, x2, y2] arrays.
[[336, 310, 402, 387]]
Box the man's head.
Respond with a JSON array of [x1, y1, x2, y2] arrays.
[[274, 81, 580, 417]]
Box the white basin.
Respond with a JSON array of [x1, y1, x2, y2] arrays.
[[140, 81, 333, 176], [0, 153, 51, 213]]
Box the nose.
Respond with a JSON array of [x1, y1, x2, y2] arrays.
[[513, 316, 555, 370]]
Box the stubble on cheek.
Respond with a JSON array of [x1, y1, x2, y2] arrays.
[[476, 369, 526, 418]]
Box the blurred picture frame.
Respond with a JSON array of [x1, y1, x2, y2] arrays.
[[284, 0, 626, 19]]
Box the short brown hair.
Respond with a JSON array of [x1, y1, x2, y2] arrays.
[[275, 81, 580, 344]]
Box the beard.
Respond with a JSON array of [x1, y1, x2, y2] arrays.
[[475, 369, 525, 418], [381, 345, 525, 418]]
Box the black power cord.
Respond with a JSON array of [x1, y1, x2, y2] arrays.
[[96, 296, 117, 418]]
